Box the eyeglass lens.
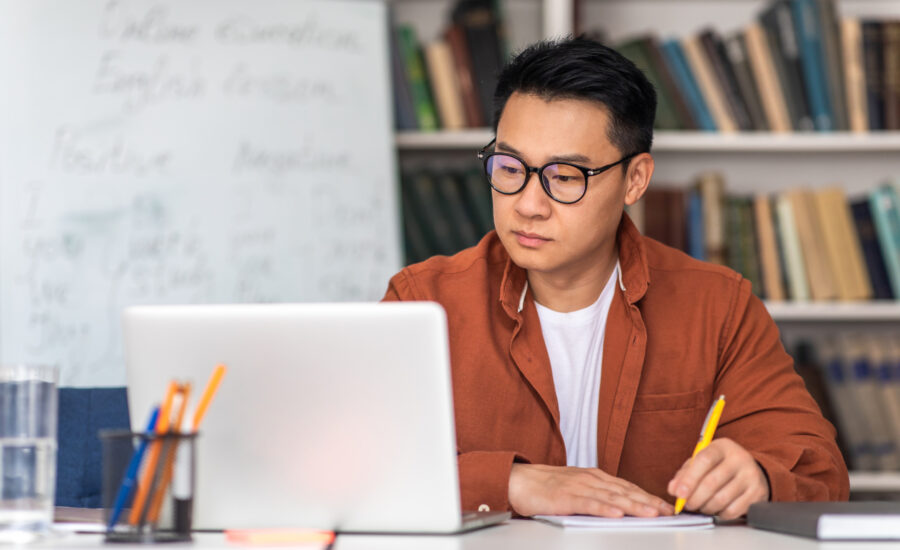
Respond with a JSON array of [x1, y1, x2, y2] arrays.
[[485, 154, 586, 203]]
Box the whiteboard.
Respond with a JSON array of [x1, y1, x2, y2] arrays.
[[0, 0, 401, 387]]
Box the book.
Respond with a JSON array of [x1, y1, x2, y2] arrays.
[[445, 24, 485, 128], [396, 25, 439, 131], [723, 32, 769, 131], [787, 189, 836, 300], [424, 40, 467, 130], [748, 502, 900, 540], [686, 189, 706, 261], [432, 171, 481, 250], [697, 172, 726, 264], [869, 185, 900, 298], [813, 189, 855, 300], [452, 0, 505, 127], [682, 35, 738, 132], [760, 0, 815, 130], [616, 37, 685, 130], [884, 22, 900, 130], [661, 39, 717, 131], [816, 0, 848, 131], [774, 192, 810, 301], [457, 168, 494, 237], [753, 194, 786, 301], [401, 184, 433, 264], [388, 13, 418, 130], [861, 21, 885, 130], [790, 0, 834, 131], [644, 37, 698, 130], [625, 36, 695, 130], [850, 199, 894, 300], [642, 187, 686, 252], [841, 18, 870, 133], [403, 171, 457, 256], [819, 340, 872, 470], [825, 188, 872, 300], [744, 22, 792, 132], [699, 29, 754, 131]]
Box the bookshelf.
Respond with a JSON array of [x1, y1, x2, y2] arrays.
[[392, 0, 900, 493], [398, 130, 900, 152]]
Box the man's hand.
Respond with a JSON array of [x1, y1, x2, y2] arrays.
[[667, 438, 770, 519], [508, 463, 674, 518]]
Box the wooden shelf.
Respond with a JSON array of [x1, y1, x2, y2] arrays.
[[764, 302, 900, 322], [850, 471, 900, 493], [396, 130, 900, 152]]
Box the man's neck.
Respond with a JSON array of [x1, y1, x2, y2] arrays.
[[527, 251, 619, 313]]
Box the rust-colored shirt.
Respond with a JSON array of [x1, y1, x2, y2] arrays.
[[382, 214, 849, 512]]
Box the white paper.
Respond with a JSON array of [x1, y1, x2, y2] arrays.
[[535, 514, 715, 530]]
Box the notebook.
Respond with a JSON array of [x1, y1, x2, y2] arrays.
[[748, 501, 900, 540], [535, 514, 713, 530], [123, 302, 509, 533]]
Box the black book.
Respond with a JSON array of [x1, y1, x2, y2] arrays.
[[723, 32, 769, 130], [760, 0, 815, 130], [452, 0, 504, 127], [749, 502, 900, 540], [861, 21, 885, 130], [850, 199, 894, 299], [699, 29, 754, 131]]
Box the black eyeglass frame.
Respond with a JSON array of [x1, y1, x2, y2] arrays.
[[476, 138, 638, 204]]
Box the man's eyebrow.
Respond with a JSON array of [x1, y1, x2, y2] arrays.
[[496, 140, 593, 164]]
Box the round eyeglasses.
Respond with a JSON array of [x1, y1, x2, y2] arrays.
[[476, 139, 637, 204]]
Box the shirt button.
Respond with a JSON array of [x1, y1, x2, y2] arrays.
[[478, 504, 491, 512]]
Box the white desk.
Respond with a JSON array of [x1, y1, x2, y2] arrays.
[[38, 520, 896, 550]]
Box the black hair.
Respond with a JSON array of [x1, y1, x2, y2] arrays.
[[492, 36, 656, 158]]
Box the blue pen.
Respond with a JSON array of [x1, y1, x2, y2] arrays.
[[107, 407, 160, 530]]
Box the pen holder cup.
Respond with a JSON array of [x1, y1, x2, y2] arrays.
[[99, 429, 198, 543]]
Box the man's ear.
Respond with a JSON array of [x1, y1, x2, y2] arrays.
[[623, 152, 654, 206]]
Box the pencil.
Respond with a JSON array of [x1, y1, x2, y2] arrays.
[[675, 395, 726, 514], [146, 383, 192, 524], [128, 381, 178, 525], [192, 364, 226, 431]]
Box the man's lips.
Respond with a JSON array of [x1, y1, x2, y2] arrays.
[[514, 231, 551, 247]]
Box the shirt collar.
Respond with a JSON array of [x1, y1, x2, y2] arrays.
[[498, 212, 649, 319]]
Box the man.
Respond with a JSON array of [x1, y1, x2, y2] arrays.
[[382, 37, 848, 519]]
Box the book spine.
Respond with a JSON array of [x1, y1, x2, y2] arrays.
[[868, 186, 900, 298], [861, 21, 885, 130], [841, 18, 870, 133], [744, 22, 793, 132], [397, 25, 439, 131], [790, 0, 834, 131], [661, 40, 717, 131], [683, 36, 738, 132], [883, 22, 900, 130], [761, 1, 815, 130]]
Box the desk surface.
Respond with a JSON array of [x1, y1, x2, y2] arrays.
[[40, 520, 894, 550]]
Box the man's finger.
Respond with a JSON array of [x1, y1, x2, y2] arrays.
[[683, 459, 737, 512], [669, 444, 726, 500], [697, 475, 744, 516]]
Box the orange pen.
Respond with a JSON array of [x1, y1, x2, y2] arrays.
[[128, 381, 178, 525], [146, 383, 192, 524]]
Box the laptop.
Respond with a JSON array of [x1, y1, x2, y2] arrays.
[[123, 302, 510, 533]]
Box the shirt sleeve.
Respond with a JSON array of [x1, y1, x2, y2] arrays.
[[714, 278, 850, 502], [381, 270, 527, 512]]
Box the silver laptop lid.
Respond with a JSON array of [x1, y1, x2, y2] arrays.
[[123, 302, 462, 532]]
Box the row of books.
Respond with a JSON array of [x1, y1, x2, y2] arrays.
[[401, 168, 493, 265], [392, 0, 899, 133], [793, 335, 900, 472], [390, 0, 505, 132], [632, 176, 900, 302], [612, 1, 900, 132]]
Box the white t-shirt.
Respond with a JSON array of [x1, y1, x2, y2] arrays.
[[535, 264, 619, 468]]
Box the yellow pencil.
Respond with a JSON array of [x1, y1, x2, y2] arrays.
[[675, 394, 726, 515], [192, 364, 227, 431], [129, 381, 178, 525]]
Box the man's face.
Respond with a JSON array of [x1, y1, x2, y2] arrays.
[[491, 92, 631, 280]]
